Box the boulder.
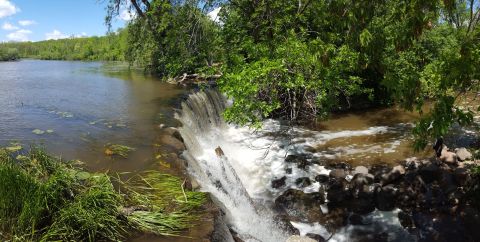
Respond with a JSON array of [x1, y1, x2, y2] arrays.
[[275, 189, 325, 213], [353, 166, 369, 175], [370, 164, 391, 183], [286, 155, 310, 170], [440, 148, 458, 164], [327, 179, 349, 204], [453, 168, 469, 185], [418, 163, 441, 183], [286, 167, 293, 174], [455, 148, 472, 161], [381, 165, 405, 185], [162, 127, 184, 142], [375, 185, 398, 211], [315, 174, 329, 183], [272, 176, 287, 189], [329, 169, 347, 180], [159, 135, 186, 152], [295, 177, 312, 188]]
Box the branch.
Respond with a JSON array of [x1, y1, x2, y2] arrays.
[[130, 0, 145, 17]]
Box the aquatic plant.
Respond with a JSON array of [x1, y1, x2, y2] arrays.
[[105, 143, 135, 158], [0, 147, 206, 241]]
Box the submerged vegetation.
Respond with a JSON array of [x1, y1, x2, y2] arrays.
[[104, 143, 136, 158], [0, 147, 205, 241]]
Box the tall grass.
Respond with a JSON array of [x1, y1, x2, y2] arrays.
[[0, 147, 207, 241]]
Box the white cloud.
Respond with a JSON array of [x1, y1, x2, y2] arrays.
[[0, 0, 18, 18], [18, 20, 36, 26], [207, 7, 221, 22], [119, 9, 136, 21], [45, 29, 69, 40], [2, 22, 17, 30], [73, 32, 88, 38], [7, 29, 32, 42]]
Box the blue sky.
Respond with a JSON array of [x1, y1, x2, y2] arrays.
[[0, 0, 129, 42]]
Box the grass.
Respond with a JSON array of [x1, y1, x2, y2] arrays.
[[0, 147, 206, 241]]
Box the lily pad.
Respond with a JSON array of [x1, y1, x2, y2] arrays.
[[46, 129, 54, 133], [32, 129, 45, 135], [15, 155, 29, 161]]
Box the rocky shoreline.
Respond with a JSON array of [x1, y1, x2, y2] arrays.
[[273, 144, 480, 242]]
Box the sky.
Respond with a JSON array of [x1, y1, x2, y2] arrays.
[[0, 0, 131, 42]]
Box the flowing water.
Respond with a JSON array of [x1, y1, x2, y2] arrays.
[[176, 90, 479, 241], [0, 60, 185, 173]]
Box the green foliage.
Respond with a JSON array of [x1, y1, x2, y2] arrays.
[[0, 47, 19, 61], [122, 0, 222, 76], [0, 31, 127, 61], [0, 147, 207, 241]]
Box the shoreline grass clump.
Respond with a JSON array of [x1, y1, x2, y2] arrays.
[[0, 147, 206, 241]]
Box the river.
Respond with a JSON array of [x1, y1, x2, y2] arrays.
[[0, 60, 185, 173], [1, 60, 478, 241]]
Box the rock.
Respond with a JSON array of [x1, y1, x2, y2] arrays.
[[275, 189, 325, 213], [305, 233, 326, 242], [405, 157, 423, 170], [315, 174, 329, 183], [418, 163, 441, 183], [162, 127, 183, 142], [215, 146, 225, 157], [440, 148, 458, 164], [286, 167, 293, 174], [370, 164, 391, 183], [295, 177, 312, 188], [433, 138, 444, 157], [327, 179, 349, 204], [349, 214, 364, 225], [286, 155, 310, 170], [286, 235, 317, 242], [453, 168, 469, 185], [351, 173, 374, 189], [381, 165, 405, 185], [159, 135, 185, 152], [353, 166, 369, 175], [375, 185, 397, 211], [398, 211, 414, 229], [455, 148, 472, 161], [272, 176, 287, 189], [329, 169, 347, 180]]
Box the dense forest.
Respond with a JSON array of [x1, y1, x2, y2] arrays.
[[0, 31, 127, 61], [0, 0, 479, 147]]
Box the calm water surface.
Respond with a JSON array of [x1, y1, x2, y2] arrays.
[[0, 60, 185, 172]]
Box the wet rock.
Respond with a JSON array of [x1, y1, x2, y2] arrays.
[[275, 189, 325, 214], [286, 155, 310, 170], [418, 163, 441, 183], [351, 173, 374, 189], [375, 185, 397, 211], [315, 174, 329, 183], [305, 233, 326, 242], [370, 164, 391, 183], [159, 135, 186, 152], [162, 127, 184, 142], [327, 179, 349, 204], [353, 166, 369, 175], [286, 167, 293, 174], [329, 169, 347, 180], [295, 177, 312, 188], [455, 148, 472, 161], [272, 176, 287, 189], [398, 211, 414, 229], [349, 213, 364, 225], [325, 161, 351, 170], [381, 165, 405, 185]]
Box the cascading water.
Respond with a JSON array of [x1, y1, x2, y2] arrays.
[[176, 90, 289, 242], [176, 90, 415, 242]]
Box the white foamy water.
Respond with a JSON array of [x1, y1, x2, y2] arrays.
[[176, 90, 415, 242]]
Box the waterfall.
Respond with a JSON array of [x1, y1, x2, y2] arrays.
[[176, 90, 289, 242]]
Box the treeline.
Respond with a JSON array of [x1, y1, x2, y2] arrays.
[[0, 47, 19, 61], [0, 31, 127, 61], [105, 0, 479, 147]]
